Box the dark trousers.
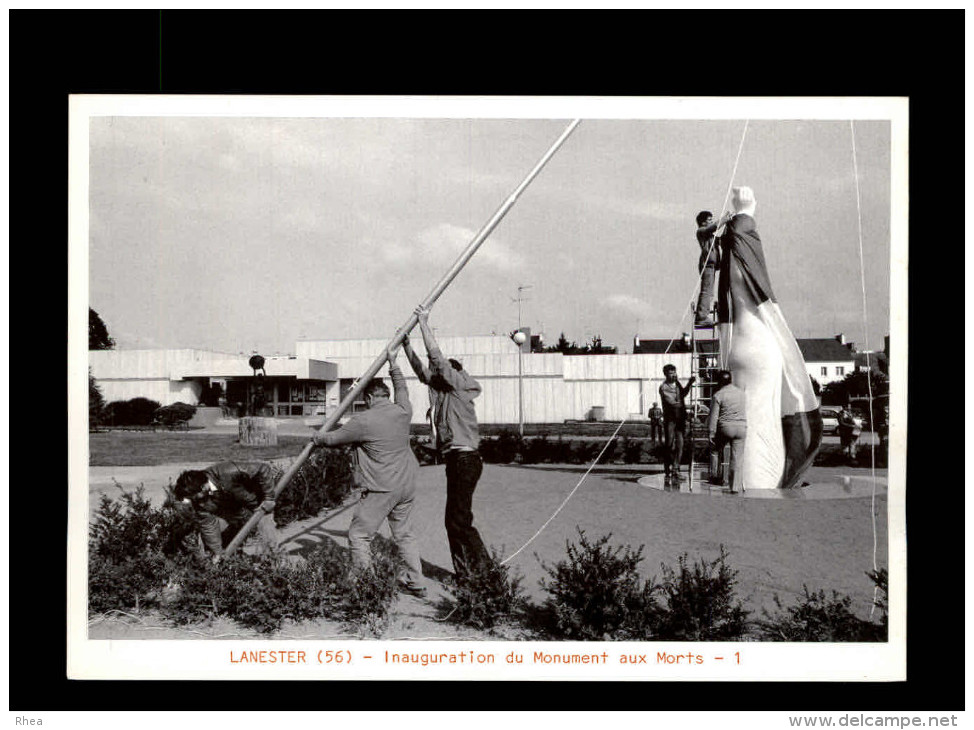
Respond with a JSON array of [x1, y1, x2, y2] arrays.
[[649, 420, 663, 442], [444, 450, 488, 577]]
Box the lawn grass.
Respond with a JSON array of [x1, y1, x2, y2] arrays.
[[89, 432, 310, 466]]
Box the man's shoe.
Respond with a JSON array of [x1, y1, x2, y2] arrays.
[[398, 583, 428, 599]]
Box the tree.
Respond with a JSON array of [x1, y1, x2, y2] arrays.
[[821, 369, 889, 406], [543, 332, 579, 355], [89, 368, 106, 429], [585, 335, 617, 355], [542, 332, 618, 356], [89, 308, 115, 350]]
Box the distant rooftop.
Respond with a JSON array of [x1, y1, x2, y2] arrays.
[[633, 335, 856, 362], [796, 338, 855, 362]]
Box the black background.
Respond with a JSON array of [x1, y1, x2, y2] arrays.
[[10, 8, 961, 716]]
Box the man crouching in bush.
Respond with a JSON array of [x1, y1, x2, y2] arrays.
[[173, 461, 279, 561]]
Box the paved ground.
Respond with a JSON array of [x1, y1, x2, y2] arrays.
[[86, 451, 889, 618]]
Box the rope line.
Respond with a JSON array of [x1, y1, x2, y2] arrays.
[[500, 418, 628, 565], [499, 124, 750, 566], [850, 120, 881, 617], [664, 120, 750, 355]]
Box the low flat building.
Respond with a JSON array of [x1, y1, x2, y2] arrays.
[[91, 335, 693, 425], [88, 348, 338, 418]]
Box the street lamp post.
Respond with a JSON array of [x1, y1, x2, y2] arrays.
[[512, 330, 527, 436], [511, 284, 532, 437]]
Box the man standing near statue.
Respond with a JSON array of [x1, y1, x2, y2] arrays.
[[403, 304, 490, 582], [659, 364, 695, 484]]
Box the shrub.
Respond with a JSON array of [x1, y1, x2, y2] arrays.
[[539, 529, 662, 640], [153, 402, 197, 429], [520, 433, 551, 464], [88, 485, 174, 613], [655, 548, 749, 641], [449, 547, 525, 631], [273, 448, 356, 528], [105, 397, 162, 426], [164, 538, 398, 636], [342, 535, 400, 636], [410, 436, 439, 466], [621, 436, 644, 464], [755, 569, 888, 642], [89, 484, 396, 635], [479, 431, 523, 464]]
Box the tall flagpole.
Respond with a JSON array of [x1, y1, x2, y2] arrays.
[[225, 119, 581, 556]]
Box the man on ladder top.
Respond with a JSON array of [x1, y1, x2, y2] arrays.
[[694, 210, 733, 326]]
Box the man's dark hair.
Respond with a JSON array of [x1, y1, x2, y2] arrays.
[[663, 363, 677, 374], [174, 470, 208, 501], [696, 210, 713, 227], [448, 358, 463, 372], [717, 369, 733, 387], [363, 378, 390, 400]]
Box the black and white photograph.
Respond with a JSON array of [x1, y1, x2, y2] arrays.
[[67, 95, 908, 688]]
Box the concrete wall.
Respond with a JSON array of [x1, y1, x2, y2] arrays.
[[91, 341, 703, 424], [95, 377, 203, 408], [299, 336, 694, 424]]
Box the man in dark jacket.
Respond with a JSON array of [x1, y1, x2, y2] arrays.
[[694, 210, 733, 326], [173, 460, 279, 559], [403, 304, 489, 580]]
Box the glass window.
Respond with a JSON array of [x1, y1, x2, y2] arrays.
[[290, 384, 304, 402], [307, 384, 324, 402], [277, 405, 290, 416], [820, 366, 828, 376], [836, 366, 845, 376]]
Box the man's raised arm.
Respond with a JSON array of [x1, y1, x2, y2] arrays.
[[387, 343, 412, 414], [402, 334, 431, 384]]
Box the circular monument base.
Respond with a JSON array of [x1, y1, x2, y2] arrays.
[[635, 469, 887, 500]]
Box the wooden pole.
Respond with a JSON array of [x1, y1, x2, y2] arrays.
[[224, 119, 581, 556]]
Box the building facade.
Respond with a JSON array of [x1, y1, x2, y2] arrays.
[[90, 332, 865, 425]]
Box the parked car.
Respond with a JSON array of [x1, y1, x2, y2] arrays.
[[819, 407, 863, 435]]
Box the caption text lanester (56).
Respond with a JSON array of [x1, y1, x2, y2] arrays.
[[228, 649, 742, 667]]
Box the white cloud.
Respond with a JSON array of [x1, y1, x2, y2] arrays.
[[602, 294, 650, 317], [383, 223, 527, 274]]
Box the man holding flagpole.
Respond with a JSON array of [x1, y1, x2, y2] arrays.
[[404, 305, 490, 582]]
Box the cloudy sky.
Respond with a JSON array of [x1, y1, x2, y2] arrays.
[[86, 102, 894, 356]]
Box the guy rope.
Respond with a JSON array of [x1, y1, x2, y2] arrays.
[[223, 119, 582, 557]]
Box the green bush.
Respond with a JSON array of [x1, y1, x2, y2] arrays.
[[539, 529, 662, 640], [479, 431, 523, 464], [520, 433, 551, 464], [448, 547, 525, 631], [655, 548, 750, 641], [755, 569, 888, 642], [88, 485, 396, 635], [153, 402, 197, 429], [410, 436, 439, 466], [621, 436, 645, 464], [342, 536, 400, 636], [105, 397, 162, 426], [88, 485, 175, 612], [273, 448, 356, 528]]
